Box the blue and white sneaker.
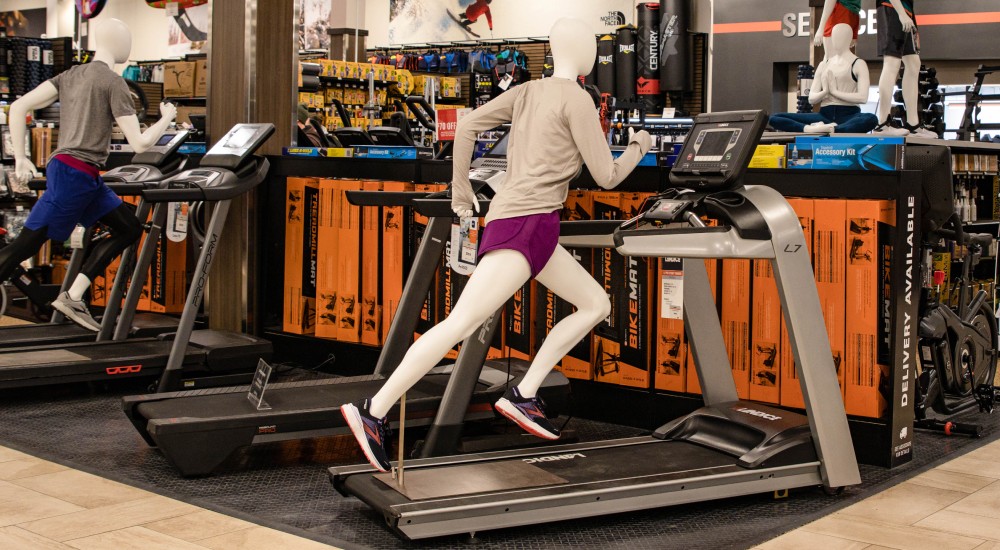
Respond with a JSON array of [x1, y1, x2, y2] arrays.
[[495, 387, 560, 440], [341, 399, 392, 472]]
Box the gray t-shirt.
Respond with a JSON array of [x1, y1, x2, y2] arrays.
[[451, 77, 650, 224], [48, 61, 136, 166]]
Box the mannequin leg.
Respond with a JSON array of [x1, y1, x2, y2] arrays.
[[516, 246, 610, 397], [877, 56, 902, 124], [768, 112, 828, 132], [900, 54, 921, 127], [368, 249, 531, 418], [78, 203, 142, 283], [0, 227, 49, 283]]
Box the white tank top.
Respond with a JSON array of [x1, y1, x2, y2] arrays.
[[821, 57, 861, 107]]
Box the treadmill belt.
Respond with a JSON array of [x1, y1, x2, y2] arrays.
[[0, 349, 90, 367], [375, 461, 568, 500]]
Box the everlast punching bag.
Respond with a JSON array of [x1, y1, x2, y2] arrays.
[[660, 0, 692, 93], [595, 34, 615, 96], [614, 25, 637, 102], [636, 3, 662, 112]]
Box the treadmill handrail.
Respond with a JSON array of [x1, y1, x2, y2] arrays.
[[141, 157, 270, 203], [412, 198, 490, 218], [346, 190, 427, 207]]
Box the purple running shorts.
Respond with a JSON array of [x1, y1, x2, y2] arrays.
[[477, 211, 561, 278]]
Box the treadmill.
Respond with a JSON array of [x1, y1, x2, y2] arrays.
[[0, 131, 192, 349], [329, 110, 862, 541], [0, 124, 275, 390], [120, 133, 570, 477]]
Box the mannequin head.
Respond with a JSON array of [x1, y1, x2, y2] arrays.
[[95, 19, 132, 64], [549, 18, 596, 80], [829, 23, 853, 57]]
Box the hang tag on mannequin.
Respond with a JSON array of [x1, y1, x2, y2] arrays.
[[70, 225, 86, 250], [449, 217, 479, 276], [166, 202, 188, 243], [165, 2, 180, 17], [498, 74, 513, 91]]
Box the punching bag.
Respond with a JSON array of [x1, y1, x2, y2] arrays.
[[614, 25, 638, 101], [595, 34, 616, 96], [637, 3, 662, 112], [660, 0, 692, 92]]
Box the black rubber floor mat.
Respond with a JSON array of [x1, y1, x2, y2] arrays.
[[0, 378, 997, 550]]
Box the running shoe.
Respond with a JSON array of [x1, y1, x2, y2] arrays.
[[495, 387, 561, 440], [51, 292, 101, 331], [909, 126, 939, 138], [872, 122, 909, 137], [341, 399, 392, 472]]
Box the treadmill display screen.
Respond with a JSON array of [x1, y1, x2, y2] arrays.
[[156, 133, 176, 146], [694, 130, 736, 162], [486, 133, 510, 158], [222, 127, 257, 150]]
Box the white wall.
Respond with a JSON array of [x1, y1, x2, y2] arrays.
[[5, 0, 47, 11]]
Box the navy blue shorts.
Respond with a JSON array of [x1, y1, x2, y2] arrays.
[[26, 155, 122, 241]]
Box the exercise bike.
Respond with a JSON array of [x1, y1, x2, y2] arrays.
[[915, 211, 1000, 436]]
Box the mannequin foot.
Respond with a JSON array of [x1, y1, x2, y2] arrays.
[[341, 399, 392, 472], [803, 122, 836, 134], [495, 387, 560, 440], [51, 292, 101, 331], [872, 122, 909, 137]]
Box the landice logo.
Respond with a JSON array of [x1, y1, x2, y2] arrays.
[[523, 453, 586, 464], [602, 11, 626, 26], [735, 407, 782, 421]]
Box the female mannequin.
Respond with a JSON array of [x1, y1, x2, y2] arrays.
[[342, 17, 653, 472], [873, 0, 934, 137], [769, 24, 877, 134], [813, 0, 861, 54], [5, 19, 177, 329]]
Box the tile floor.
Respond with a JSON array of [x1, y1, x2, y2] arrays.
[[1, 437, 998, 549]]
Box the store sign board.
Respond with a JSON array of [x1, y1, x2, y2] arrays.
[[436, 108, 472, 142]]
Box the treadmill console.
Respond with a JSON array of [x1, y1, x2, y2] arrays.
[[103, 130, 190, 183], [201, 123, 276, 170], [669, 110, 767, 191]]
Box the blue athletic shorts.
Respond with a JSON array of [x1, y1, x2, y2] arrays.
[[25, 155, 122, 241]]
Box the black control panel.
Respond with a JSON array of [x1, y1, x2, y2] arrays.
[[669, 110, 767, 192]]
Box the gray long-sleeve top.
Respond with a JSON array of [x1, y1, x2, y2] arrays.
[[451, 77, 651, 224]]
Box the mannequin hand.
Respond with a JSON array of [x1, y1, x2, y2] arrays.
[[453, 207, 475, 220], [14, 157, 39, 185], [898, 13, 915, 32], [159, 102, 177, 122], [813, 31, 824, 48], [628, 128, 653, 155]]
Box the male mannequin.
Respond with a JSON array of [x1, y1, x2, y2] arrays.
[[4, 19, 177, 329], [342, 17, 653, 472], [770, 24, 877, 134], [813, 0, 861, 54], [874, 0, 934, 136]]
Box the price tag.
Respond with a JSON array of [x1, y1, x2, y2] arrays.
[[166, 2, 180, 17], [247, 358, 274, 411], [498, 73, 513, 91], [43, 50, 54, 66], [449, 217, 479, 276], [27, 46, 41, 62], [661, 107, 676, 119], [70, 225, 86, 249], [166, 202, 188, 243], [660, 259, 684, 320]]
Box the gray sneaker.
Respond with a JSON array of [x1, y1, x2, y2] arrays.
[[51, 292, 101, 332]]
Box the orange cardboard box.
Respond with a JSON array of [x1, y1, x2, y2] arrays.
[[720, 259, 752, 399], [506, 281, 532, 361], [360, 181, 383, 346], [750, 258, 781, 404], [411, 183, 440, 342], [813, 199, 848, 398], [655, 256, 686, 392], [779, 198, 814, 409], [381, 181, 414, 343], [843, 200, 895, 417], [146, 210, 189, 314], [315, 179, 341, 339], [686, 258, 718, 395], [336, 179, 363, 342], [552, 190, 596, 379], [283, 177, 320, 334], [617, 192, 655, 389], [591, 191, 624, 385]]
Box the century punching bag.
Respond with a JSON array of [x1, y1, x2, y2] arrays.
[[595, 34, 615, 96], [614, 25, 637, 101], [660, 0, 692, 92], [636, 3, 662, 112]]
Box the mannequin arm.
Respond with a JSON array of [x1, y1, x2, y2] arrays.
[[9, 81, 58, 181], [808, 62, 830, 104], [813, 0, 837, 47], [886, 0, 915, 31], [568, 94, 650, 190], [828, 58, 871, 105], [115, 102, 177, 154], [451, 88, 519, 214]]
